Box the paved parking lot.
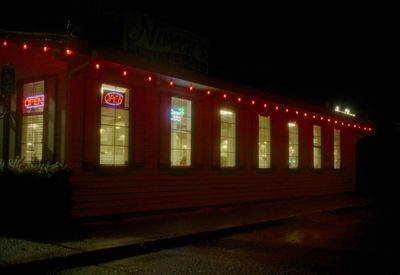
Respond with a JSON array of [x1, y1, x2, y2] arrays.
[[54, 205, 395, 274]]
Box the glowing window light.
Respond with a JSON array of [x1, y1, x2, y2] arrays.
[[258, 115, 271, 168], [288, 122, 299, 169], [333, 129, 341, 169], [99, 84, 129, 166], [24, 94, 45, 109], [220, 110, 233, 115], [220, 109, 236, 167]]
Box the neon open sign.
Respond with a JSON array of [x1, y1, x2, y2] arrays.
[[24, 94, 45, 109], [103, 91, 125, 108]]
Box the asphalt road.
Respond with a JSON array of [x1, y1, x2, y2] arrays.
[[51, 205, 395, 274]]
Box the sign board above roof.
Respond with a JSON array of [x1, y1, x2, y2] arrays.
[[123, 11, 208, 74]]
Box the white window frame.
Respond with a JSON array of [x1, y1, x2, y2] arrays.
[[288, 122, 299, 169], [258, 115, 271, 168], [21, 80, 45, 163], [333, 129, 341, 169], [313, 125, 322, 169], [220, 109, 236, 167], [99, 84, 130, 166], [170, 97, 192, 167]]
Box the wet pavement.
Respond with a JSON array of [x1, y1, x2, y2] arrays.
[[53, 206, 396, 274], [1, 193, 389, 274]]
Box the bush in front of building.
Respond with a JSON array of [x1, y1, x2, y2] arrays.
[[0, 157, 73, 234]]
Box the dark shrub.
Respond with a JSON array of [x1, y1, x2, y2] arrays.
[[0, 158, 72, 234]]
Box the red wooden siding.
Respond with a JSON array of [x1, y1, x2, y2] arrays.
[[67, 71, 357, 219]]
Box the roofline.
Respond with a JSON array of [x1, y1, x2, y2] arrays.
[[95, 47, 355, 119], [0, 29, 80, 41], [1, 30, 373, 127]]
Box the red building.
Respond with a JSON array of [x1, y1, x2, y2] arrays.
[[0, 33, 372, 220]]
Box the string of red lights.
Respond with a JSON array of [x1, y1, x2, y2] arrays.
[[1, 38, 373, 133]]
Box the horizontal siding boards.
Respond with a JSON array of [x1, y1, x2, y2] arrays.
[[69, 169, 355, 218], [64, 61, 357, 220]]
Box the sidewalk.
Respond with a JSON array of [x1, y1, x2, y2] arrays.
[[0, 193, 369, 273]]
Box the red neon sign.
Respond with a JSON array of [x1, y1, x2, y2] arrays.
[[103, 91, 125, 108], [24, 95, 45, 109]]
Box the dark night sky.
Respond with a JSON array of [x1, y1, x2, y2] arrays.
[[142, 5, 397, 123], [1, 2, 398, 122]]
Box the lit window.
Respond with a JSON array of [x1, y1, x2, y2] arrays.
[[333, 129, 341, 169], [258, 115, 271, 168], [99, 84, 129, 166], [288, 122, 298, 169], [170, 97, 192, 166], [313, 125, 322, 169], [220, 109, 236, 167], [21, 81, 44, 163]]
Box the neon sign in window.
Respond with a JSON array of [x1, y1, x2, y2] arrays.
[[24, 94, 45, 109], [21, 81, 44, 163], [171, 107, 185, 122], [100, 84, 129, 166], [170, 97, 192, 167], [102, 90, 125, 108]]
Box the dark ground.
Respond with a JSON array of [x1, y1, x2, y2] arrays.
[[51, 204, 395, 274]]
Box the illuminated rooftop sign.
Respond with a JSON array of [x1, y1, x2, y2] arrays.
[[103, 91, 125, 108], [334, 106, 356, 117], [24, 94, 44, 109]]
